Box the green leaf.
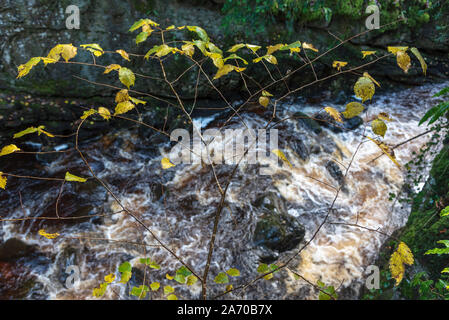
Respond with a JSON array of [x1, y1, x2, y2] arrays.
[[441, 206, 449, 217], [65, 172, 87, 183], [433, 86, 449, 98], [118, 67, 135, 89], [226, 268, 240, 277], [131, 285, 149, 299], [118, 261, 132, 284], [257, 263, 275, 280], [174, 274, 186, 284], [214, 272, 229, 284], [425, 240, 449, 255], [135, 32, 149, 44], [139, 258, 160, 269], [176, 266, 192, 277], [318, 285, 337, 300], [419, 106, 439, 125], [441, 268, 449, 274], [223, 54, 248, 65], [428, 101, 449, 125]]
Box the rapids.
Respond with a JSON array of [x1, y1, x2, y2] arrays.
[[0, 82, 447, 300]]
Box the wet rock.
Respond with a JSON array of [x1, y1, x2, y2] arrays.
[[288, 137, 309, 161], [293, 111, 322, 134], [0, 261, 36, 299], [325, 161, 344, 185], [0, 238, 36, 261], [343, 116, 364, 131], [253, 192, 305, 252]]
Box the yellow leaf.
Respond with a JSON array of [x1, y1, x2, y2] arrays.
[[228, 43, 246, 53], [186, 275, 198, 285], [208, 52, 224, 69], [129, 18, 159, 32], [98, 107, 111, 120], [65, 171, 87, 182], [410, 47, 427, 76], [363, 72, 380, 87], [104, 273, 116, 283], [0, 144, 21, 157], [332, 61, 347, 71], [354, 77, 375, 102], [118, 67, 135, 89], [116, 49, 130, 61], [60, 44, 77, 62], [262, 90, 273, 97], [80, 44, 104, 57], [115, 89, 130, 103], [156, 44, 174, 57], [272, 149, 293, 168], [150, 282, 160, 291], [129, 97, 146, 105], [342, 102, 364, 119], [263, 55, 277, 65], [80, 109, 97, 119], [92, 283, 108, 298], [114, 101, 135, 116], [226, 284, 233, 292], [0, 172, 7, 190], [388, 46, 409, 55], [161, 157, 175, 169], [366, 136, 400, 168], [166, 25, 175, 30], [302, 42, 318, 52], [38, 229, 60, 239], [372, 119, 387, 137], [37, 126, 54, 138], [213, 64, 235, 80], [397, 51, 411, 73], [263, 273, 274, 280], [163, 285, 174, 294], [378, 112, 392, 122], [389, 251, 404, 286], [17, 57, 41, 79], [259, 96, 270, 108], [166, 274, 174, 280], [104, 64, 121, 74], [13, 127, 39, 138], [181, 43, 195, 57], [324, 106, 343, 123], [246, 44, 261, 53], [397, 242, 414, 266], [167, 294, 178, 300], [362, 51, 376, 58], [266, 43, 285, 55]]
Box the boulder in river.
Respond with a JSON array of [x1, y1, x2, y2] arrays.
[[253, 192, 305, 253]]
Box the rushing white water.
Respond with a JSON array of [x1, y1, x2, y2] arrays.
[[0, 82, 447, 300]]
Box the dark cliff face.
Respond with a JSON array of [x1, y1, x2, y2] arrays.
[[1, 0, 449, 99]]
